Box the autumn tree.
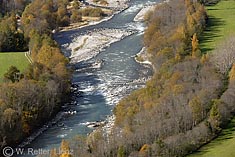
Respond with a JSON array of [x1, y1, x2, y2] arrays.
[[229, 63, 235, 81], [211, 36, 235, 74], [192, 33, 201, 58], [72, 0, 80, 10], [56, 2, 70, 27], [0, 13, 27, 51], [60, 140, 72, 157], [70, 10, 82, 23], [189, 96, 203, 125], [50, 148, 59, 157], [4, 66, 23, 83], [208, 100, 222, 133], [117, 146, 125, 157], [200, 53, 209, 64]]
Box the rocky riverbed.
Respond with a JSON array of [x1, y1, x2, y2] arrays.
[[63, 28, 136, 63], [86, 0, 129, 9]]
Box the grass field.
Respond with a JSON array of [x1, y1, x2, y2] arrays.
[[188, 0, 235, 156], [0, 52, 29, 81], [188, 118, 235, 157], [199, 0, 235, 53]]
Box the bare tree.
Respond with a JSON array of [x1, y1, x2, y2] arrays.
[[211, 36, 235, 74]]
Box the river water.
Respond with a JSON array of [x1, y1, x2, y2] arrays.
[[17, 0, 159, 156]]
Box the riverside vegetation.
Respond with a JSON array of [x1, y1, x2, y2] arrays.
[[0, 0, 75, 150], [188, 0, 235, 156], [0, 0, 106, 77], [50, 0, 235, 157], [0, 0, 118, 152]]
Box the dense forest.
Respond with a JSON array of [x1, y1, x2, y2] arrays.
[[0, 0, 104, 52], [52, 0, 235, 157], [0, 0, 71, 149], [0, 0, 30, 52]]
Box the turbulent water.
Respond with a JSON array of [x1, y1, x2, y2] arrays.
[[17, 0, 159, 156]]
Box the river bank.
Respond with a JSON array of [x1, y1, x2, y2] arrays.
[[133, 0, 169, 22], [59, 0, 130, 32], [134, 47, 152, 65], [133, 5, 155, 22]]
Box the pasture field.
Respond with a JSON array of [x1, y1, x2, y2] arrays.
[[0, 52, 29, 81]]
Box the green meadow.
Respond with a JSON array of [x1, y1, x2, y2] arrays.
[[188, 118, 235, 157], [199, 0, 235, 53], [189, 0, 235, 156], [0, 52, 29, 81]]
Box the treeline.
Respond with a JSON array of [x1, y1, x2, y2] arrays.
[[0, 0, 71, 149], [52, 0, 235, 157], [0, 1, 29, 52], [0, 0, 105, 52], [0, 0, 30, 16], [0, 13, 27, 52]]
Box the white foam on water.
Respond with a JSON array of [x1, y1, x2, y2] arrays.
[[73, 72, 94, 77], [79, 122, 90, 126], [57, 134, 68, 138], [137, 32, 145, 36], [83, 100, 90, 104], [108, 52, 120, 56], [79, 86, 95, 92], [79, 104, 94, 109], [126, 22, 146, 33], [123, 4, 144, 14]]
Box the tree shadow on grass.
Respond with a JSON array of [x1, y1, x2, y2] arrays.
[[200, 15, 225, 53], [191, 119, 235, 156], [215, 119, 235, 141], [207, 8, 220, 11]]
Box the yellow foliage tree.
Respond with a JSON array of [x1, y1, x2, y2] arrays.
[[140, 144, 150, 152], [189, 96, 203, 125], [187, 13, 196, 34], [200, 53, 209, 64], [53, 62, 69, 79], [209, 99, 222, 133], [173, 84, 184, 95], [175, 53, 181, 61], [37, 45, 67, 69], [229, 63, 235, 81], [139, 144, 150, 156], [50, 148, 59, 157], [60, 140, 72, 157], [117, 145, 125, 157], [192, 33, 201, 58]]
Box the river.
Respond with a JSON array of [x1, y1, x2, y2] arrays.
[[17, 0, 159, 156]]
